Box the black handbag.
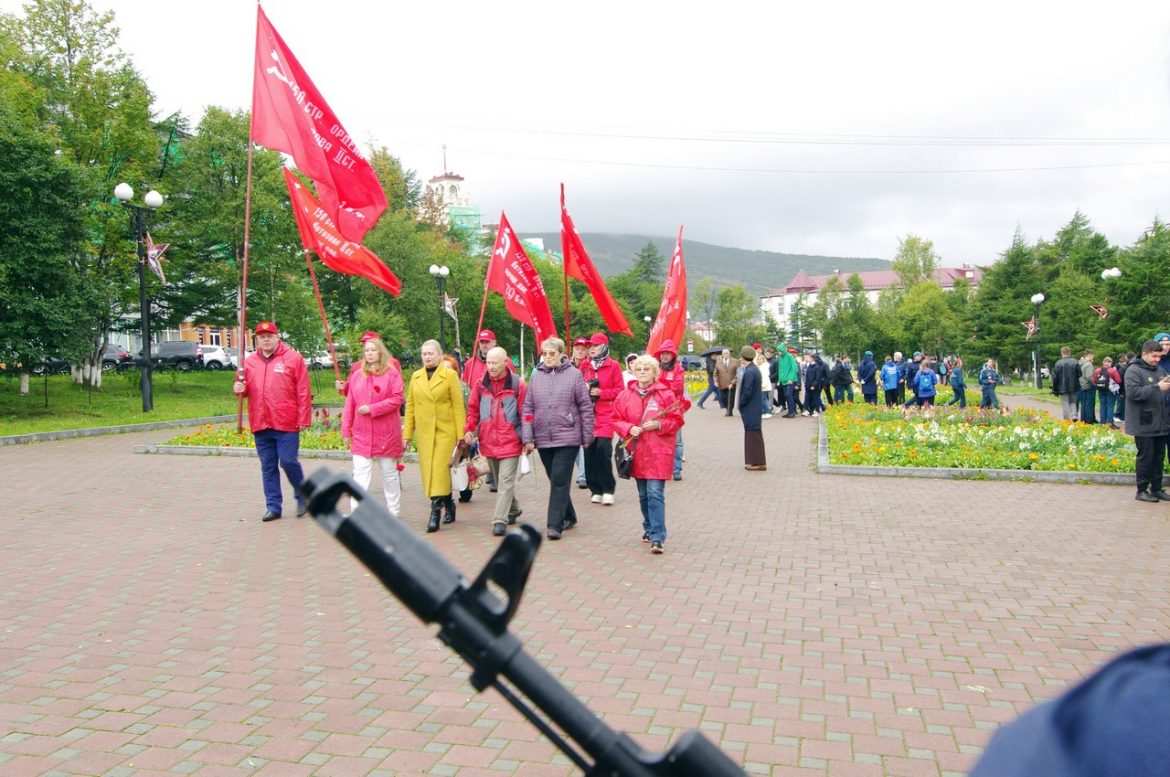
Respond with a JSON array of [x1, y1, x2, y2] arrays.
[[614, 439, 637, 480]]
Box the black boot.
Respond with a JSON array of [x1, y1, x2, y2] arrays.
[[442, 495, 456, 524], [427, 498, 442, 532]]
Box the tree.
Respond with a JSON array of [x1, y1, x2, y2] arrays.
[[893, 281, 958, 358], [967, 230, 1042, 369], [1098, 218, 1170, 354], [715, 285, 764, 349], [0, 105, 88, 395], [891, 234, 939, 288], [630, 240, 665, 284], [692, 277, 719, 327]]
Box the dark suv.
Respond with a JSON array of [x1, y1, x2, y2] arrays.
[[136, 341, 202, 371], [102, 343, 133, 372]]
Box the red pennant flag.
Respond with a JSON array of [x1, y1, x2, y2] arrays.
[[253, 6, 387, 242], [646, 227, 688, 355], [1090, 304, 1108, 319], [1022, 316, 1038, 340], [283, 168, 401, 296], [560, 184, 632, 336], [486, 213, 556, 344], [145, 233, 169, 284]]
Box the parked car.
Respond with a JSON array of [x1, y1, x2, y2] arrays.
[[226, 348, 255, 370], [200, 345, 229, 370], [135, 340, 202, 371], [32, 356, 71, 375], [102, 343, 134, 372], [309, 352, 334, 370], [679, 355, 704, 371]]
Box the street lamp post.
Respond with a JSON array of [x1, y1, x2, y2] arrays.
[[429, 264, 450, 353], [115, 183, 164, 412], [1031, 293, 1046, 389]]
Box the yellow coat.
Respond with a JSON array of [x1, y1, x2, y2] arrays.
[[403, 363, 466, 498]]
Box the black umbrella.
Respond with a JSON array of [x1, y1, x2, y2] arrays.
[[699, 345, 728, 358]]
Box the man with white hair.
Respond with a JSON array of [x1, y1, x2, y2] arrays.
[[464, 347, 526, 536]]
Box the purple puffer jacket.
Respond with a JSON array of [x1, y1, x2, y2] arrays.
[[522, 358, 595, 449]]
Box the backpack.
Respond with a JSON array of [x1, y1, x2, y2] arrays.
[[1093, 367, 1111, 390], [918, 371, 935, 392]]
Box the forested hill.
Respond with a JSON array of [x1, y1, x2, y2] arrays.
[[524, 233, 889, 294]]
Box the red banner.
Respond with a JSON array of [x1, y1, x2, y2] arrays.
[[646, 227, 688, 355], [283, 168, 401, 296], [487, 213, 556, 345], [560, 184, 632, 336], [253, 6, 386, 243]]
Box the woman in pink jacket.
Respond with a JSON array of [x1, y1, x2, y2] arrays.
[[612, 355, 685, 554], [342, 339, 405, 516]]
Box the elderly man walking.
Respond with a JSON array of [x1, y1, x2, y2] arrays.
[[233, 321, 312, 522], [714, 348, 737, 417], [465, 347, 525, 536]]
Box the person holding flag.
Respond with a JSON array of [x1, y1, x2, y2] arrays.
[[655, 340, 689, 481], [579, 333, 623, 506]]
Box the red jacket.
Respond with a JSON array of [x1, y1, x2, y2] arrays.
[[465, 372, 526, 458], [579, 357, 624, 438], [239, 342, 311, 433], [341, 368, 405, 459], [611, 383, 684, 481], [655, 341, 691, 410]]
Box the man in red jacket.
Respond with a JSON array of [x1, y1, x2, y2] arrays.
[[233, 321, 312, 522], [461, 329, 499, 389], [464, 347, 526, 536], [579, 332, 623, 505], [656, 340, 690, 481]]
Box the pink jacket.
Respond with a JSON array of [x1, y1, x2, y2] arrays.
[[578, 357, 624, 438], [342, 368, 405, 459], [240, 342, 311, 433], [611, 383, 684, 481]]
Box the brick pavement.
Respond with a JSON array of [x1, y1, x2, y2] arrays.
[[2, 401, 1169, 776]]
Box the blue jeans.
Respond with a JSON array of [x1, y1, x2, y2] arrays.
[[575, 446, 586, 484], [1098, 390, 1116, 425], [254, 429, 305, 514], [673, 430, 683, 477], [1078, 387, 1097, 423], [981, 386, 1000, 408], [636, 478, 666, 543], [833, 385, 853, 403], [761, 391, 773, 415], [697, 384, 720, 408]]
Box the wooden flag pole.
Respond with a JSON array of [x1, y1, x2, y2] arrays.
[[235, 134, 257, 433], [303, 249, 342, 385], [474, 250, 493, 342]]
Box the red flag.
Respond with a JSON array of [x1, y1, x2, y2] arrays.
[[646, 227, 688, 355], [1022, 316, 1038, 340], [1090, 304, 1108, 319], [253, 7, 386, 242], [283, 168, 401, 296], [145, 233, 169, 284], [560, 184, 632, 336], [486, 213, 557, 344]]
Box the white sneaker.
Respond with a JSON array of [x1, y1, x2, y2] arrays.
[[763, 413, 773, 419], [602, 494, 615, 505], [591, 494, 602, 504], [811, 411, 819, 417], [801, 411, 810, 416]]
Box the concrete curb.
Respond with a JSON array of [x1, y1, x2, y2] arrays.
[[134, 443, 419, 463], [0, 415, 242, 447], [816, 418, 1133, 486]]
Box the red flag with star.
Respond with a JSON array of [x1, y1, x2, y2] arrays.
[[561, 184, 632, 336], [486, 213, 556, 344], [1022, 316, 1038, 340]]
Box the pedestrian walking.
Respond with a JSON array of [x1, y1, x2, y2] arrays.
[[232, 321, 312, 522], [738, 346, 767, 470], [521, 337, 595, 540], [979, 358, 1002, 409], [341, 337, 405, 517], [403, 339, 466, 533], [714, 348, 737, 417], [464, 346, 526, 536], [579, 332, 622, 505], [612, 355, 685, 554], [1125, 341, 1170, 502], [945, 357, 968, 408]]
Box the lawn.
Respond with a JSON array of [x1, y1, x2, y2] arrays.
[[0, 368, 342, 436], [825, 402, 1134, 472]]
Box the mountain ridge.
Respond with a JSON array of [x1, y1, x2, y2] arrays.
[[522, 232, 890, 294]]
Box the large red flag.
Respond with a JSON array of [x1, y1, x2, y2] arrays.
[[646, 227, 688, 355], [283, 168, 401, 296], [487, 213, 557, 344], [253, 6, 387, 243], [560, 184, 632, 336]]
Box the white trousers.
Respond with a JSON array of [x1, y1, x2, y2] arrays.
[[351, 455, 401, 516]]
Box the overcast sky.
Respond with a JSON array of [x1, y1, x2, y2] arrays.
[[8, 0, 1170, 267]]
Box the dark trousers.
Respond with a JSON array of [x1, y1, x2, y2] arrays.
[[946, 386, 967, 408], [895, 384, 906, 405], [805, 387, 825, 413], [538, 446, 579, 530], [584, 436, 616, 496], [1136, 435, 1166, 492], [1078, 387, 1097, 423], [697, 384, 720, 408], [833, 385, 853, 403], [863, 391, 877, 405], [884, 388, 899, 407], [724, 387, 736, 416], [783, 383, 798, 415], [254, 429, 305, 514]]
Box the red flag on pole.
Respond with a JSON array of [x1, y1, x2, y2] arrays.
[[561, 184, 632, 336], [283, 168, 401, 296], [486, 213, 557, 345], [253, 6, 386, 243], [646, 227, 688, 355]]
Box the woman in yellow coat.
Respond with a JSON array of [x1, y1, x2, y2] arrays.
[[403, 339, 466, 533]]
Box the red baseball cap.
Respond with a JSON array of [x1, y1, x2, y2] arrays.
[[358, 331, 381, 343], [752, 342, 762, 350], [477, 329, 496, 341], [255, 321, 279, 335], [573, 337, 590, 347], [589, 332, 609, 346]]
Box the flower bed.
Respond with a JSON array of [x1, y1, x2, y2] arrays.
[[165, 407, 346, 450], [825, 403, 1134, 473]]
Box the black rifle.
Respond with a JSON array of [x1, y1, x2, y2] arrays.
[[301, 468, 747, 777]]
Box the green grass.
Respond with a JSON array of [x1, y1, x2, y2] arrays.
[[0, 368, 341, 436], [997, 383, 1060, 403]]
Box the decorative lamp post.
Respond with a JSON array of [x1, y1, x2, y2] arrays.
[[115, 183, 164, 412], [429, 264, 450, 353], [1031, 292, 1046, 389]]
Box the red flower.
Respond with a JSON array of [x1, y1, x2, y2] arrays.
[[396, 463, 405, 471], [523, 414, 534, 423], [373, 386, 381, 393]]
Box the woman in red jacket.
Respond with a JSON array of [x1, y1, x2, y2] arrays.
[[612, 355, 685, 554], [342, 338, 405, 516], [579, 332, 624, 505]]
